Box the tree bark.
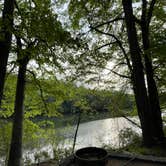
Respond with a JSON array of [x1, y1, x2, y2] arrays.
[[8, 38, 29, 166], [0, 0, 15, 106], [141, 20, 164, 141], [122, 0, 154, 146]]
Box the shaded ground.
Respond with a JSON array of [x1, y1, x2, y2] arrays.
[[107, 157, 166, 166], [68, 156, 166, 166], [31, 159, 57, 166], [34, 153, 166, 166], [106, 152, 166, 166], [107, 160, 163, 166]]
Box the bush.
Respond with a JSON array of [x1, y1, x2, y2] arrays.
[[119, 127, 140, 148]]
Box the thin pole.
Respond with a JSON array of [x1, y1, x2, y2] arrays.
[[72, 112, 81, 153]]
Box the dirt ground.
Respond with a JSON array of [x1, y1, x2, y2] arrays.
[[34, 154, 166, 166], [107, 158, 166, 166], [35, 158, 166, 166], [105, 153, 166, 166]]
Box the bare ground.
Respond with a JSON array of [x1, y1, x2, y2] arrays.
[[34, 153, 166, 166]]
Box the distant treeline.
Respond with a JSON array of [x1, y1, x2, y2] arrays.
[[0, 74, 136, 119], [58, 88, 135, 115]]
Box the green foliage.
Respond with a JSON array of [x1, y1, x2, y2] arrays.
[[119, 127, 140, 148], [15, 0, 71, 46], [53, 147, 72, 165], [63, 0, 166, 94], [10, 0, 79, 80], [153, 1, 166, 22], [0, 0, 165, 164], [67, 0, 121, 29], [150, 16, 166, 101], [0, 74, 135, 165], [24, 77, 64, 118], [0, 120, 12, 158], [0, 75, 17, 117], [59, 86, 134, 117], [23, 119, 48, 150], [58, 0, 131, 91], [0, 72, 135, 121]]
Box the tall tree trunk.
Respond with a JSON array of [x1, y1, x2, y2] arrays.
[[141, 14, 164, 141], [0, 0, 15, 106], [8, 38, 29, 166], [122, 0, 154, 146]]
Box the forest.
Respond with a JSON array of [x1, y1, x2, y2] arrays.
[[0, 0, 166, 166]]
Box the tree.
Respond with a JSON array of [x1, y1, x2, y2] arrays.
[[139, 0, 164, 141], [8, 37, 29, 166], [63, 0, 166, 146], [0, 0, 15, 106], [122, 0, 154, 145], [7, 0, 78, 165]]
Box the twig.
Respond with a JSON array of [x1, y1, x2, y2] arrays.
[[93, 17, 124, 29], [27, 69, 49, 113], [105, 67, 131, 79], [72, 112, 81, 153], [95, 41, 117, 50], [122, 115, 141, 128]]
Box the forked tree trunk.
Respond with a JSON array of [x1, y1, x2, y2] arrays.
[[122, 0, 154, 146], [8, 38, 29, 166], [0, 0, 15, 106], [141, 21, 164, 141]]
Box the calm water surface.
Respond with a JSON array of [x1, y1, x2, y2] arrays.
[[59, 116, 141, 149], [0, 116, 142, 165]]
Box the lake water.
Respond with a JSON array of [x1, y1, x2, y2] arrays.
[[20, 116, 141, 164], [1, 114, 160, 165], [58, 116, 141, 149], [71, 111, 166, 149]]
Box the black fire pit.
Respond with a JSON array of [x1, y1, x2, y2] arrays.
[[74, 147, 108, 166]]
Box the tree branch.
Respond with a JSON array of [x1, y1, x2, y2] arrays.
[[147, 0, 156, 26], [105, 67, 131, 79], [95, 41, 117, 50], [27, 69, 49, 113], [141, 0, 147, 23], [122, 115, 141, 128], [93, 17, 124, 29], [90, 26, 133, 73]]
